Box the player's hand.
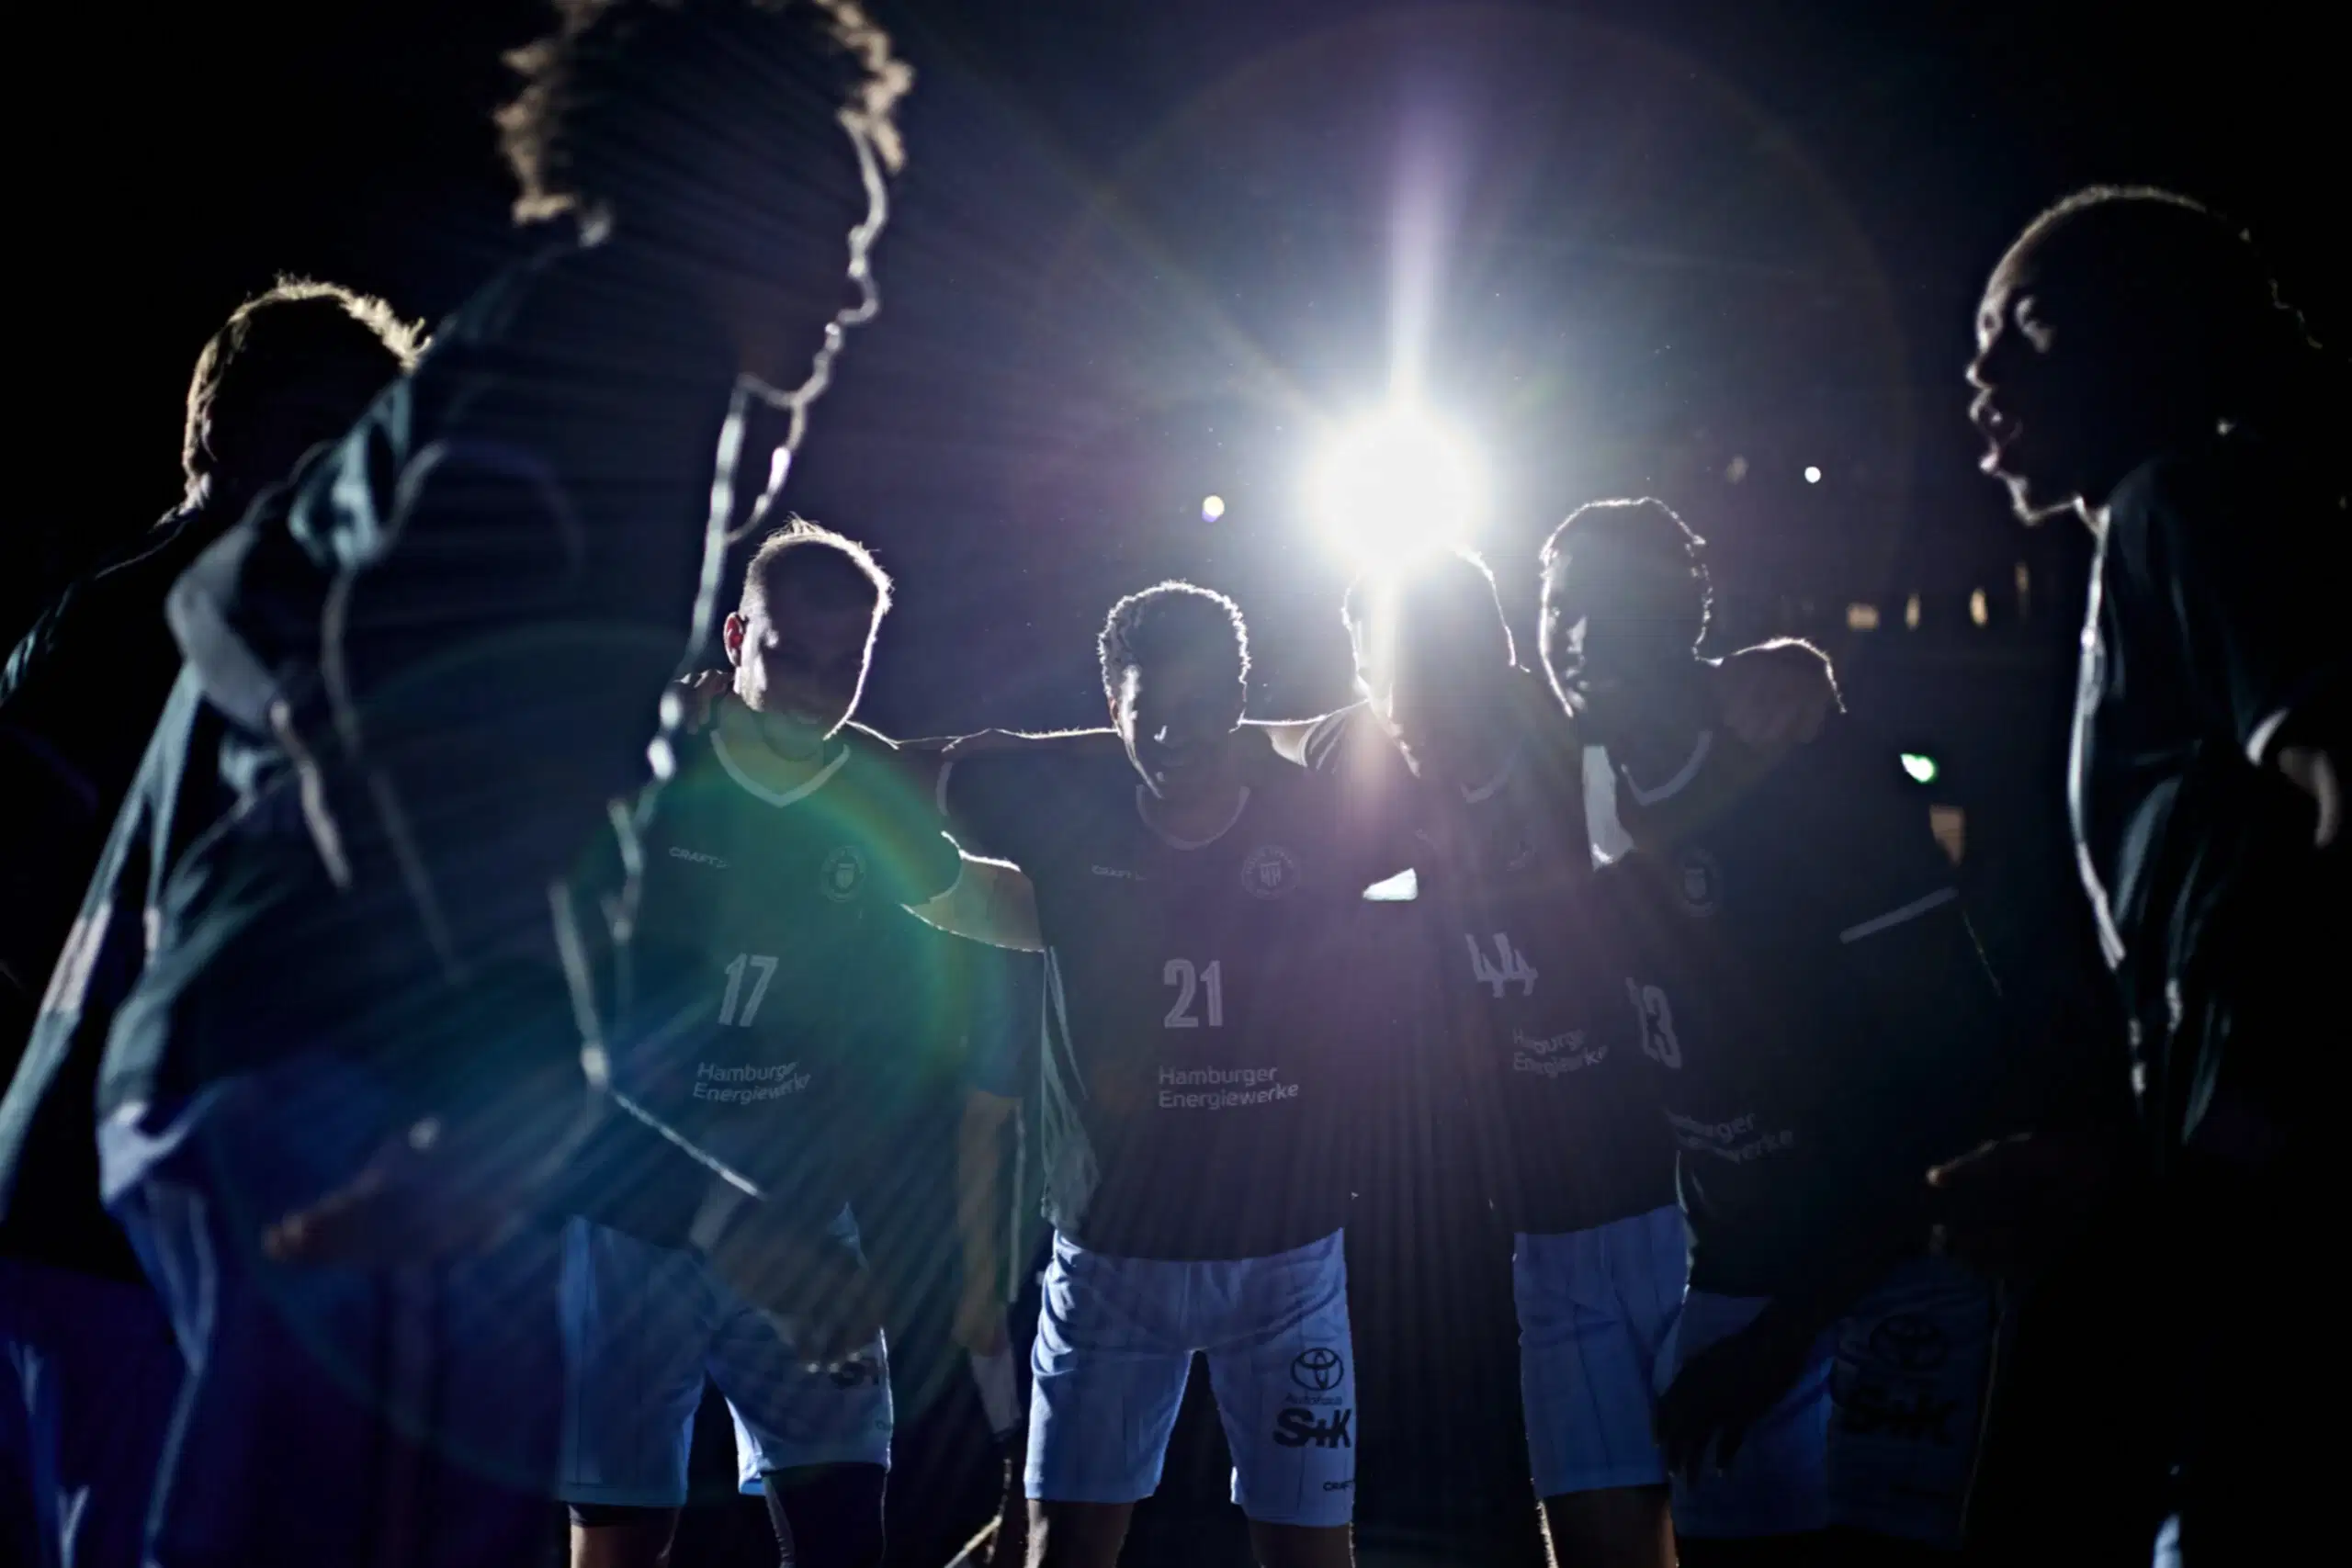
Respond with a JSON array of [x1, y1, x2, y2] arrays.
[[1927, 1127, 2123, 1279], [263, 1057, 597, 1266], [699, 1213, 888, 1365], [954, 1269, 1011, 1357], [1714, 640, 1838, 750], [1654, 1304, 1815, 1481], [661, 670, 731, 736]]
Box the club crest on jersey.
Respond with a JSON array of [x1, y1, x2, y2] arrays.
[[820, 844, 868, 902], [1241, 844, 1304, 899], [1674, 846, 1721, 918]]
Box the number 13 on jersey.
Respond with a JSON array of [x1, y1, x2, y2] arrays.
[[1163, 958, 1225, 1028]]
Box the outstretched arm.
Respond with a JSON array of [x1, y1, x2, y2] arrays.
[[910, 853, 1042, 951]]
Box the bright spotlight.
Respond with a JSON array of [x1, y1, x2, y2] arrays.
[[1201, 494, 1227, 523], [1803, 465, 1823, 484], [1899, 752, 1939, 785], [1308, 406, 1483, 564]]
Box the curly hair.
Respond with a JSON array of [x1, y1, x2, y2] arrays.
[[497, 0, 910, 226], [740, 517, 891, 618], [1098, 581, 1250, 698], [1541, 498, 1713, 653], [183, 276, 425, 491], [2007, 186, 2339, 430]]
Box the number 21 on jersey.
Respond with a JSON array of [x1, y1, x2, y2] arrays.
[[720, 953, 777, 1027], [1164, 958, 1225, 1028]]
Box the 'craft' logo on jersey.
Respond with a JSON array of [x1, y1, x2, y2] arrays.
[[1242, 844, 1304, 899], [1674, 846, 1721, 918], [820, 844, 867, 902], [1290, 1347, 1345, 1392], [669, 846, 729, 869]]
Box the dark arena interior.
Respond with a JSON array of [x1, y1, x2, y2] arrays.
[[2, 4, 2340, 1568]]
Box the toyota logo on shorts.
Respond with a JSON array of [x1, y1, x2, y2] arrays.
[[1290, 1347, 1344, 1392]]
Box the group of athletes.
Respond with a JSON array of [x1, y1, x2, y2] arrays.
[[0, 4, 2339, 1568]]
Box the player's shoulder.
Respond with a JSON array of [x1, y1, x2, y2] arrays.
[[1298, 703, 1376, 774]]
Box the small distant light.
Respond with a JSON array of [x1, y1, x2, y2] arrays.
[[1847, 602, 1881, 631], [1905, 593, 1921, 630], [1725, 455, 1749, 484], [1969, 588, 1989, 626], [1900, 752, 1939, 785], [1201, 494, 1227, 522], [1803, 465, 1823, 484]]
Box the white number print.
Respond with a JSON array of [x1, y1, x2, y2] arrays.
[[1162, 958, 1226, 1029], [719, 953, 779, 1027], [1465, 932, 1539, 998], [1624, 978, 1684, 1069]]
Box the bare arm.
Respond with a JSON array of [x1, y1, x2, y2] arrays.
[[954, 1088, 1021, 1354], [909, 852, 1043, 951]]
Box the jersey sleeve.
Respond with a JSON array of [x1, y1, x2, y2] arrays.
[[2119, 449, 2346, 764], [963, 947, 1044, 1100]]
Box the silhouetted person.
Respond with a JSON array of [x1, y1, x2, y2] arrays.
[[0, 4, 912, 1564], [0, 280, 420, 1018], [0, 278, 417, 1568], [1953, 186, 2345, 1564]]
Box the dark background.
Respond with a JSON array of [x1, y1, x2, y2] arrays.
[[12, 3, 2340, 1562]]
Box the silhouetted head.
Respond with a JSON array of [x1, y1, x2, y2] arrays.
[[724, 520, 890, 743], [1342, 547, 1516, 783], [1969, 186, 2332, 525], [497, 0, 911, 389], [182, 277, 423, 511], [1098, 582, 1250, 805], [1538, 498, 1711, 749]]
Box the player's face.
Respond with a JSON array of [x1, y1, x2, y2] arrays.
[[724, 584, 876, 740], [1968, 244, 2132, 525], [1538, 556, 1688, 748], [1112, 649, 1245, 803], [1351, 615, 1503, 782]]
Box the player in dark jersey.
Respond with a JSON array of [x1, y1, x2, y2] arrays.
[[931, 582, 1407, 1568], [0, 280, 419, 1568], [1542, 499, 2017, 1563], [35, 7, 916, 1564], [1249, 549, 1833, 1568], [560, 525, 960, 1568], [1958, 186, 2345, 1564]]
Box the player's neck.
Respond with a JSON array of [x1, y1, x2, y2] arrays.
[[1138, 772, 1250, 846], [717, 697, 833, 786]]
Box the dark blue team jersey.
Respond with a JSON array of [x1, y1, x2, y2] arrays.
[[2071, 429, 2345, 1166], [1302, 688, 1675, 1236], [1593, 719, 2009, 1295], [944, 744, 1408, 1260], [594, 721, 961, 1232]]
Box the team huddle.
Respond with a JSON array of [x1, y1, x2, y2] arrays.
[[0, 4, 2338, 1568]]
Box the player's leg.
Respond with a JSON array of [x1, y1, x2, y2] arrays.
[[1516, 1209, 1686, 1568], [1655, 1287, 1837, 1564], [1199, 1230, 1356, 1568], [1023, 1235, 1197, 1568], [1822, 1258, 1999, 1558], [558, 1222, 721, 1568], [761, 1463, 888, 1567], [704, 1206, 892, 1568]]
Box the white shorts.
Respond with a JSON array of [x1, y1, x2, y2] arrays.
[[557, 1217, 891, 1508], [1514, 1204, 1688, 1496], [1658, 1256, 1996, 1547], [1026, 1229, 1356, 1528]]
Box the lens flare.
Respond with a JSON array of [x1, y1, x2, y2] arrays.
[[1307, 406, 1484, 565]]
